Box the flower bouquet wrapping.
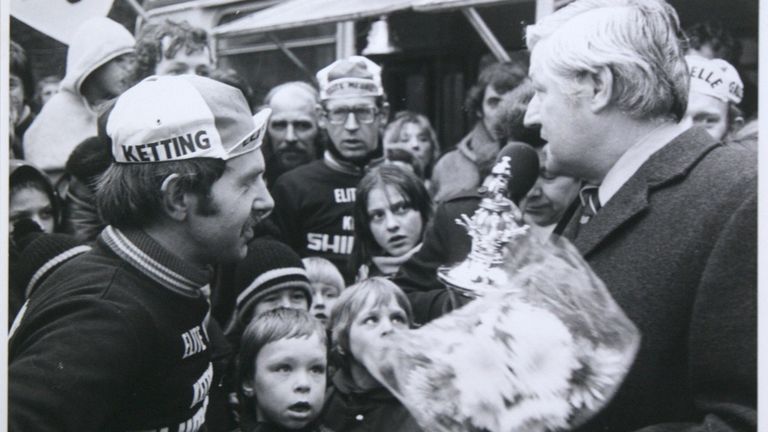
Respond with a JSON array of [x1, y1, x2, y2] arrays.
[[358, 233, 640, 431], [355, 156, 640, 432]]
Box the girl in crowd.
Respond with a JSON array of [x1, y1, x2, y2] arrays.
[[322, 277, 422, 432], [382, 111, 440, 190], [350, 164, 432, 280]]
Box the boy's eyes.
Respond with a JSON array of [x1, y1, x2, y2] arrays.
[[310, 364, 326, 375], [273, 364, 292, 373], [262, 294, 279, 304], [291, 291, 307, 301]]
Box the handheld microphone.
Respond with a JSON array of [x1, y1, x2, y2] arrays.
[[491, 141, 540, 205]]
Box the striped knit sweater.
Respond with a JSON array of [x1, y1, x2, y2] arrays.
[[9, 226, 215, 432]]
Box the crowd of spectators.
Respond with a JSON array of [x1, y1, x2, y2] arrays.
[[7, 2, 758, 431]]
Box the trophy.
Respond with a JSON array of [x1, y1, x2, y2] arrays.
[[438, 156, 529, 303]]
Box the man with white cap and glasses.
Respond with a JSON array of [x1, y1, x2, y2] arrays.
[[271, 56, 389, 283], [9, 75, 274, 432]]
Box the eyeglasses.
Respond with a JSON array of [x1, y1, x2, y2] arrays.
[[325, 106, 378, 125]]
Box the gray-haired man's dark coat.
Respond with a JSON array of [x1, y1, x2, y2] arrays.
[[563, 127, 756, 432]]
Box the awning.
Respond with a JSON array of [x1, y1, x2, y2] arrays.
[[212, 0, 519, 37]]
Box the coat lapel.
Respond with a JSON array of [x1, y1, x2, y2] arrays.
[[568, 127, 720, 257]]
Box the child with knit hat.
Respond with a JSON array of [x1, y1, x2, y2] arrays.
[[226, 239, 314, 345]]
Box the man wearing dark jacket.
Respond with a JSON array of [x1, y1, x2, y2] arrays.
[[270, 56, 388, 283], [523, 0, 755, 430], [9, 75, 274, 431]]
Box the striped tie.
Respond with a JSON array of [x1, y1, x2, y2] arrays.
[[579, 185, 601, 224]]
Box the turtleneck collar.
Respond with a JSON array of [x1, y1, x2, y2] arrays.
[[100, 226, 210, 298]]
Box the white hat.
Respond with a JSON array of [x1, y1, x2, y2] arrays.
[[686, 55, 743, 105], [316, 55, 383, 100], [107, 75, 270, 163]]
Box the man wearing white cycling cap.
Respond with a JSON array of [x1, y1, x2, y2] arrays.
[[9, 75, 274, 432], [681, 54, 744, 141]]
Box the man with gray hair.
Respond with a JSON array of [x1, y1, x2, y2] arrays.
[[524, 0, 755, 430], [9, 75, 274, 431]]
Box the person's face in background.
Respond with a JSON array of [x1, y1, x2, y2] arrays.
[[268, 87, 319, 171], [520, 146, 580, 227], [480, 85, 506, 140], [310, 282, 341, 327], [348, 294, 408, 365], [680, 91, 730, 141], [10, 186, 55, 234], [38, 82, 60, 107], [320, 96, 384, 163], [385, 122, 433, 174], [253, 287, 310, 318], [9, 74, 25, 123], [155, 37, 212, 76], [86, 53, 137, 100], [366, 184, 423, 257]]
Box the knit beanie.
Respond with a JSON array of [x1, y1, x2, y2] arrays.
[[11, 219, 91, 299], [232, 239, 312, 327]]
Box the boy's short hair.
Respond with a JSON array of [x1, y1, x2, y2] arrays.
[[329, 277, 413, 357], [237, 308, 327, 422], [302, 257, 345, 291], [239, 307, 327, 383]]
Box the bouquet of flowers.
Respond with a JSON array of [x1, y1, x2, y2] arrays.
[[357, 230, 640, 432]]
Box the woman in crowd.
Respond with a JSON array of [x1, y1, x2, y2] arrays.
[[382, 111, 440, 191], [350, 164, 432, 281], [322, 277, 422, 432]]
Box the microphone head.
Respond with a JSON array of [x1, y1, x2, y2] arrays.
[[494, 141, 540, 204]]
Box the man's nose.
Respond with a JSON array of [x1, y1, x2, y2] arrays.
[[344, 112, 360, 130], [523, 95, 540, 127], [252, 187, 275, 219], [285, 124, 297, 142]]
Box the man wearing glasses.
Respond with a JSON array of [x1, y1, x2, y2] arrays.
[[270, 56, 389, 283]]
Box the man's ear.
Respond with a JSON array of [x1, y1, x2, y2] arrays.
[[316, 104, 328, 129], [159, 173, 190, 222], [588, 66, 614, 113], [241, 380, 254, 397]]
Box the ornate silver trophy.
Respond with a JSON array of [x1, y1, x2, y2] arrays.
[[438, 156, 530, 303]]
